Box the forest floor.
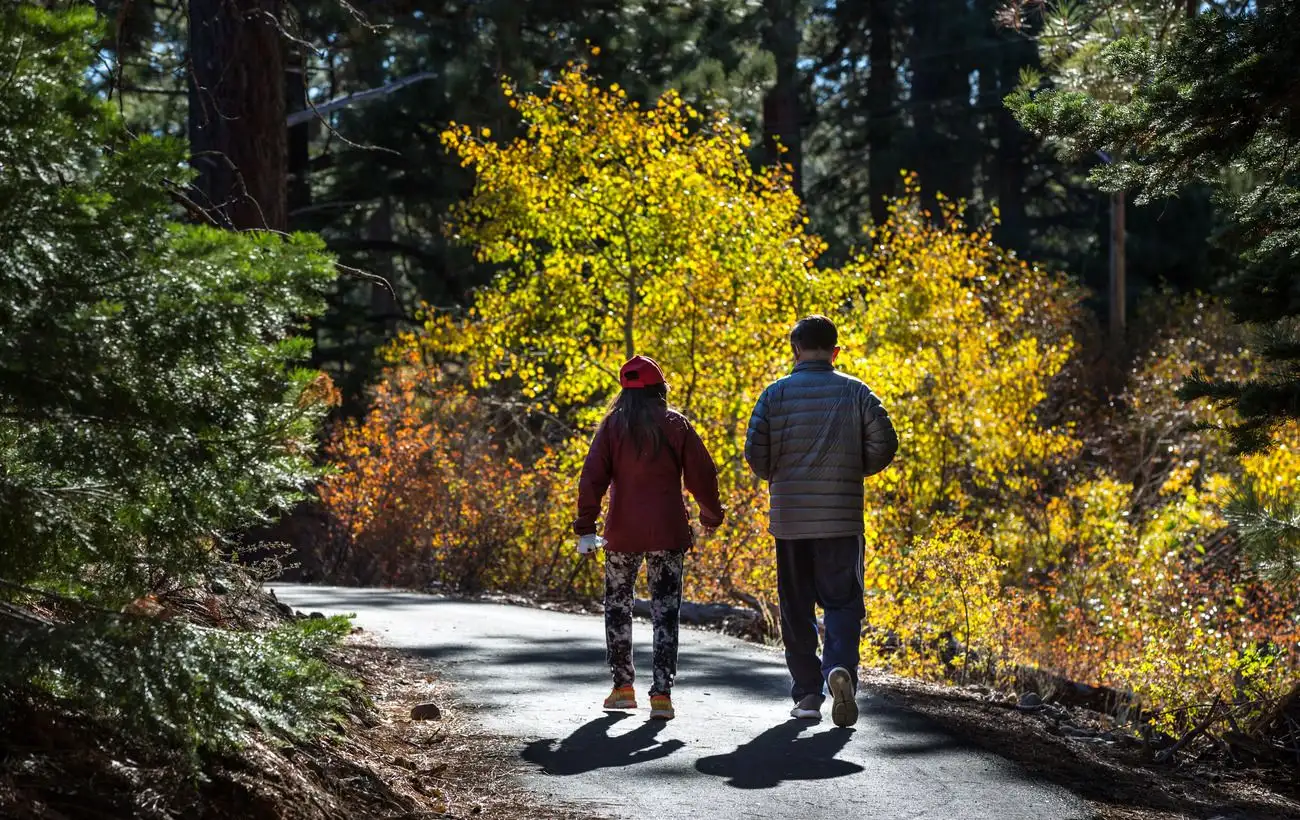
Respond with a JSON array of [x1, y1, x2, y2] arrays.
[[867, 673, 1300, 820], [0, 598, 591, 820]]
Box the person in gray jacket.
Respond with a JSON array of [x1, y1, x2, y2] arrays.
[[744, 315, 898, 727]]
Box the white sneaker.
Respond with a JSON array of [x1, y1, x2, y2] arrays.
[[790, 694, 824, 721], [827, 667, 859, 728]]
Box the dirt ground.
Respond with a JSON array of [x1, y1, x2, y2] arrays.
[[0, 630, 595, 820], [863, 671, 1300, 820], [326, 633, 598, 820]]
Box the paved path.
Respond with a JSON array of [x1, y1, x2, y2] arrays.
[[272, 585, 1092, 820]]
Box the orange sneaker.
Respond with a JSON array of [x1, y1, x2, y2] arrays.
[[649, 694, 674, 720], [603, 686, 637, 709]]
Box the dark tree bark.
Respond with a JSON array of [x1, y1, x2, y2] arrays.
[[762, 0, 803, 195], [866, 0, 895, 227], [993, 35, 1035, 252], [905, 0, 940, 210], [904, 0, 976, 212], [188, 0, 287, 232], [367, 196, 401, 335]]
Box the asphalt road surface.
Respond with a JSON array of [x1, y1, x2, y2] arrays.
[[272, 585, 1092, 820]]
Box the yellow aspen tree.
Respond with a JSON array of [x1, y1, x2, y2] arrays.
[[441, 66, 831, 473]]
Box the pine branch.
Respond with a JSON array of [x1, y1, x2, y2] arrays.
[[1178, 370, 1299, 454], [1224, 484, 1300, 581], [1257, 323, 1300, 363], [1177, 370, 1243, 404]]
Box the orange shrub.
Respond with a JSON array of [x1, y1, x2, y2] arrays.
[[318, 336, 598, 597]]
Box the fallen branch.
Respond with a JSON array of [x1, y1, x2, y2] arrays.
[[1222, 730, 1276, 758], [723, 581, 779, 628], [1250, 680, 1300, 737], [0, 600, 54, 631], [1155, 696, 1221, 764], [631, 598, 758, 627]]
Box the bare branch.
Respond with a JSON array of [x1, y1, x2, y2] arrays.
[[286, 72, 437, 127], [1155, 696, 1222, 763]]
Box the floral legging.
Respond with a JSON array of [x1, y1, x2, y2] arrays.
[[604, 550, 684, 697]]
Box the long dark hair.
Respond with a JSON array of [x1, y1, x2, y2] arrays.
[[606, 383, 669, 458]]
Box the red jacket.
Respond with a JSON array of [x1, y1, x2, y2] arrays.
[[573, 409, 725, 553]]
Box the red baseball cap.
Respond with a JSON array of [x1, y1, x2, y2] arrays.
[[619, 355, 665, 389]]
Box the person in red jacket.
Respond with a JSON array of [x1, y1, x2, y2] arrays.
[[574, 355, 725, 720]]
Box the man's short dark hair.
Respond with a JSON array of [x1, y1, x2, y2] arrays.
[[790, 315, 838, 352]]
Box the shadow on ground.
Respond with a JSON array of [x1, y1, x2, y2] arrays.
[[694, 720, 863, 789], [406, 634, 790, 700], [271, 586, 1111, 818], [522, 713, 684, 775], [269, 587, 460, 611]]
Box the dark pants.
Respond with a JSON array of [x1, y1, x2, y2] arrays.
[[776, 535, 866, 703]]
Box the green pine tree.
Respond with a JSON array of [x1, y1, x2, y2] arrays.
[[0, 4, 336, 601], [1008, 2, 1300, 569], [0, 5, 357, 765]]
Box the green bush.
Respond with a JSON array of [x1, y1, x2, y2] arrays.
[[0, 615, 358, 765]]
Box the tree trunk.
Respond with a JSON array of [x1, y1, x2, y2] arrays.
[[188, 0, 287, 232], [904, 0, 975, 211], [866, 0, 895, 228], [762, 0, 803, 195], [624, 272, 637, 360], [1109, 188, 1127, 352], [905, 0, 940, 211], [368, 196, 400, 335], [993, 35, 1033, 252]]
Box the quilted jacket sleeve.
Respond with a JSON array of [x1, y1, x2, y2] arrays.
[[860, 385, 898, 477], [744, 386, 774, 481]]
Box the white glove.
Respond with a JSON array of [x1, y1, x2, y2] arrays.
[[577, 534, 607, 555]]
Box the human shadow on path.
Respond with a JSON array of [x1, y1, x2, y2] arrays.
[[694, 720, 864, 789], [522, 712, 684, 776]]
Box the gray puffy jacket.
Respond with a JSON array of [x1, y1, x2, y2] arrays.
[[744, 360, 898, 540]]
